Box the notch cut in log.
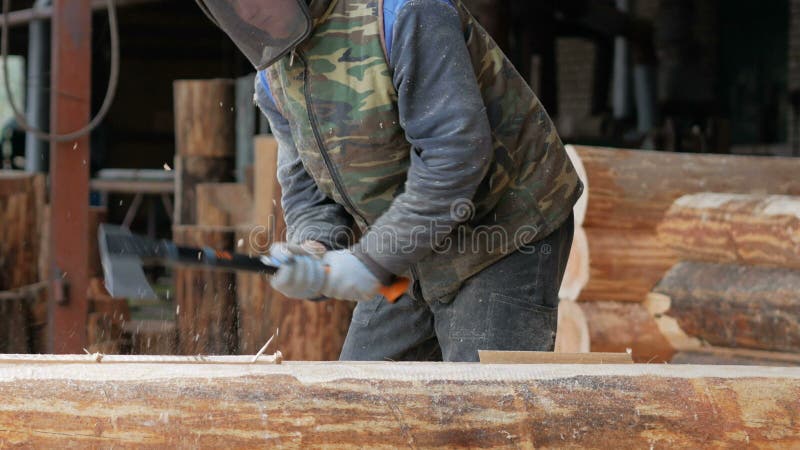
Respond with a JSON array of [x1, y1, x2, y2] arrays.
[[647, 261, 800, 353], [575, 146, 800, 229], [0, 361, 798, 448], [173, 155, 235, 226], [581, 301, 675, 363], [671, 347, 800, 367], [580, 227, 678, 302], [657, 193, 800, 270]]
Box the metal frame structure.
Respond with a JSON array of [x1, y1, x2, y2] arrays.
[[48, 0, 92, 353]]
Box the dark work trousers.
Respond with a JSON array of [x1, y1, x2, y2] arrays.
[[339, 213, 575, 362]]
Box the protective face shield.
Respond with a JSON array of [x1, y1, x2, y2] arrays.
[[195, 0, 313, 70]]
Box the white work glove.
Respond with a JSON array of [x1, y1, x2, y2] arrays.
[[269, 242, 382, 302]]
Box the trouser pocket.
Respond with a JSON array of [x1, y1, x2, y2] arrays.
[[486, 292, 558, 352]]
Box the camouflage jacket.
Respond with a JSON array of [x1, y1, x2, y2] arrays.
[[256, 0, 583, 303]]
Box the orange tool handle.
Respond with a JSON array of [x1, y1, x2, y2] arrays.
[[323, 266, 410, 303], [379, 277, 411, 303]]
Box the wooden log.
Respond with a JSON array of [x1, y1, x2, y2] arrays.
[[672, 348, 800, 367], [575, 146, 800, 229], [581, 301, 676, 363], [558, 226, 589, 301], [174, 155, 235, 226], [0, 292, 31, 353], [647, 261, 800, 353], [0, 172, 45, 290], [196, 182, 252, 227], [124, 320, 177, 355], [235, 225, 355, 360], [253, 135, 279, 228], [553, 299, 590, 353], [580, 228, 678, 302], [86, 278, 130, 354], [173, 79, 236, 157], [173, 226, 237, 355], [657, 193, 800, 269], [565, 145, 588, 227], [0, 361, 799, 448]]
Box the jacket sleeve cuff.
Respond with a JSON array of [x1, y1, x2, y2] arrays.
[[351, 244, 396, 286]]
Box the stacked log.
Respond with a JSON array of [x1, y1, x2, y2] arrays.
[[236, 136, 355, 360], [561, 147, 800, 362], [0, 172, 46, 353], [1, 359, 799, 447], [173, 79, 236, 225], [646, 193, 800, 364], [173, 226, 237, 355]]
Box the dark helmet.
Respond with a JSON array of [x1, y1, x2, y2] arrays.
[[194, 0, 312, 69]]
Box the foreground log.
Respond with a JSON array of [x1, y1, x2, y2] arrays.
[[580, 228, 678, 302], [575, 146, 800, 229], [581, 301, 675, 363], [657, 193, 800, 269], [672, 348, 800, 367], [0, 360, 798, 447], [647, 261, 800, 353], [173, 226, 237, 355]]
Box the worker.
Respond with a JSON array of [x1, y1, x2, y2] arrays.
[[195, 0, 583, 362]]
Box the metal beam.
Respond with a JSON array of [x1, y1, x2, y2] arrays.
[[1, 0, 161, 28], [48, 0, 92, 353]]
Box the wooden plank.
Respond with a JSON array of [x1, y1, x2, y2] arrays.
[[581, 301, 676, 363], [1, 362, 798, 447], [253, 135, 279, 228], [480, 350, 633, 364], [647, 262, 800, 353], [580, 228, 678, 302], [575, 146, 800, 229], [657, 193, 800, 269]]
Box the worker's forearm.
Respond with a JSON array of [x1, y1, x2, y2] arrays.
[[352, 0, 493, 276]]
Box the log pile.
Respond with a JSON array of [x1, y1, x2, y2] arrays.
[[0, 359, 798, 447], [647, 192, 800, 365], [557, 147, 800, 363], [0, 172, 46, 353]]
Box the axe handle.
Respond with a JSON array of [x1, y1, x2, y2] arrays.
[[171, 245, 278, 275]]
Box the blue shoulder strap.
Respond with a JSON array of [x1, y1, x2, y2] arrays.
[[258, 70, 276, 105], [383, 0, 455, 62]]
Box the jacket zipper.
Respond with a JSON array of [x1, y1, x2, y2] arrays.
[[297, 50, 369, 227]]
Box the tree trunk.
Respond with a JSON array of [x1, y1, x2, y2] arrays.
[[579, 228, 678, 302], [0, 360, 799, 448], [657, 193, 800, 269], [581, 301, 675, 363], [172, 226, 237, 355], [575, 146, 800, 229], [173, 79, 236, 158], [647, 261, 800, 353]]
